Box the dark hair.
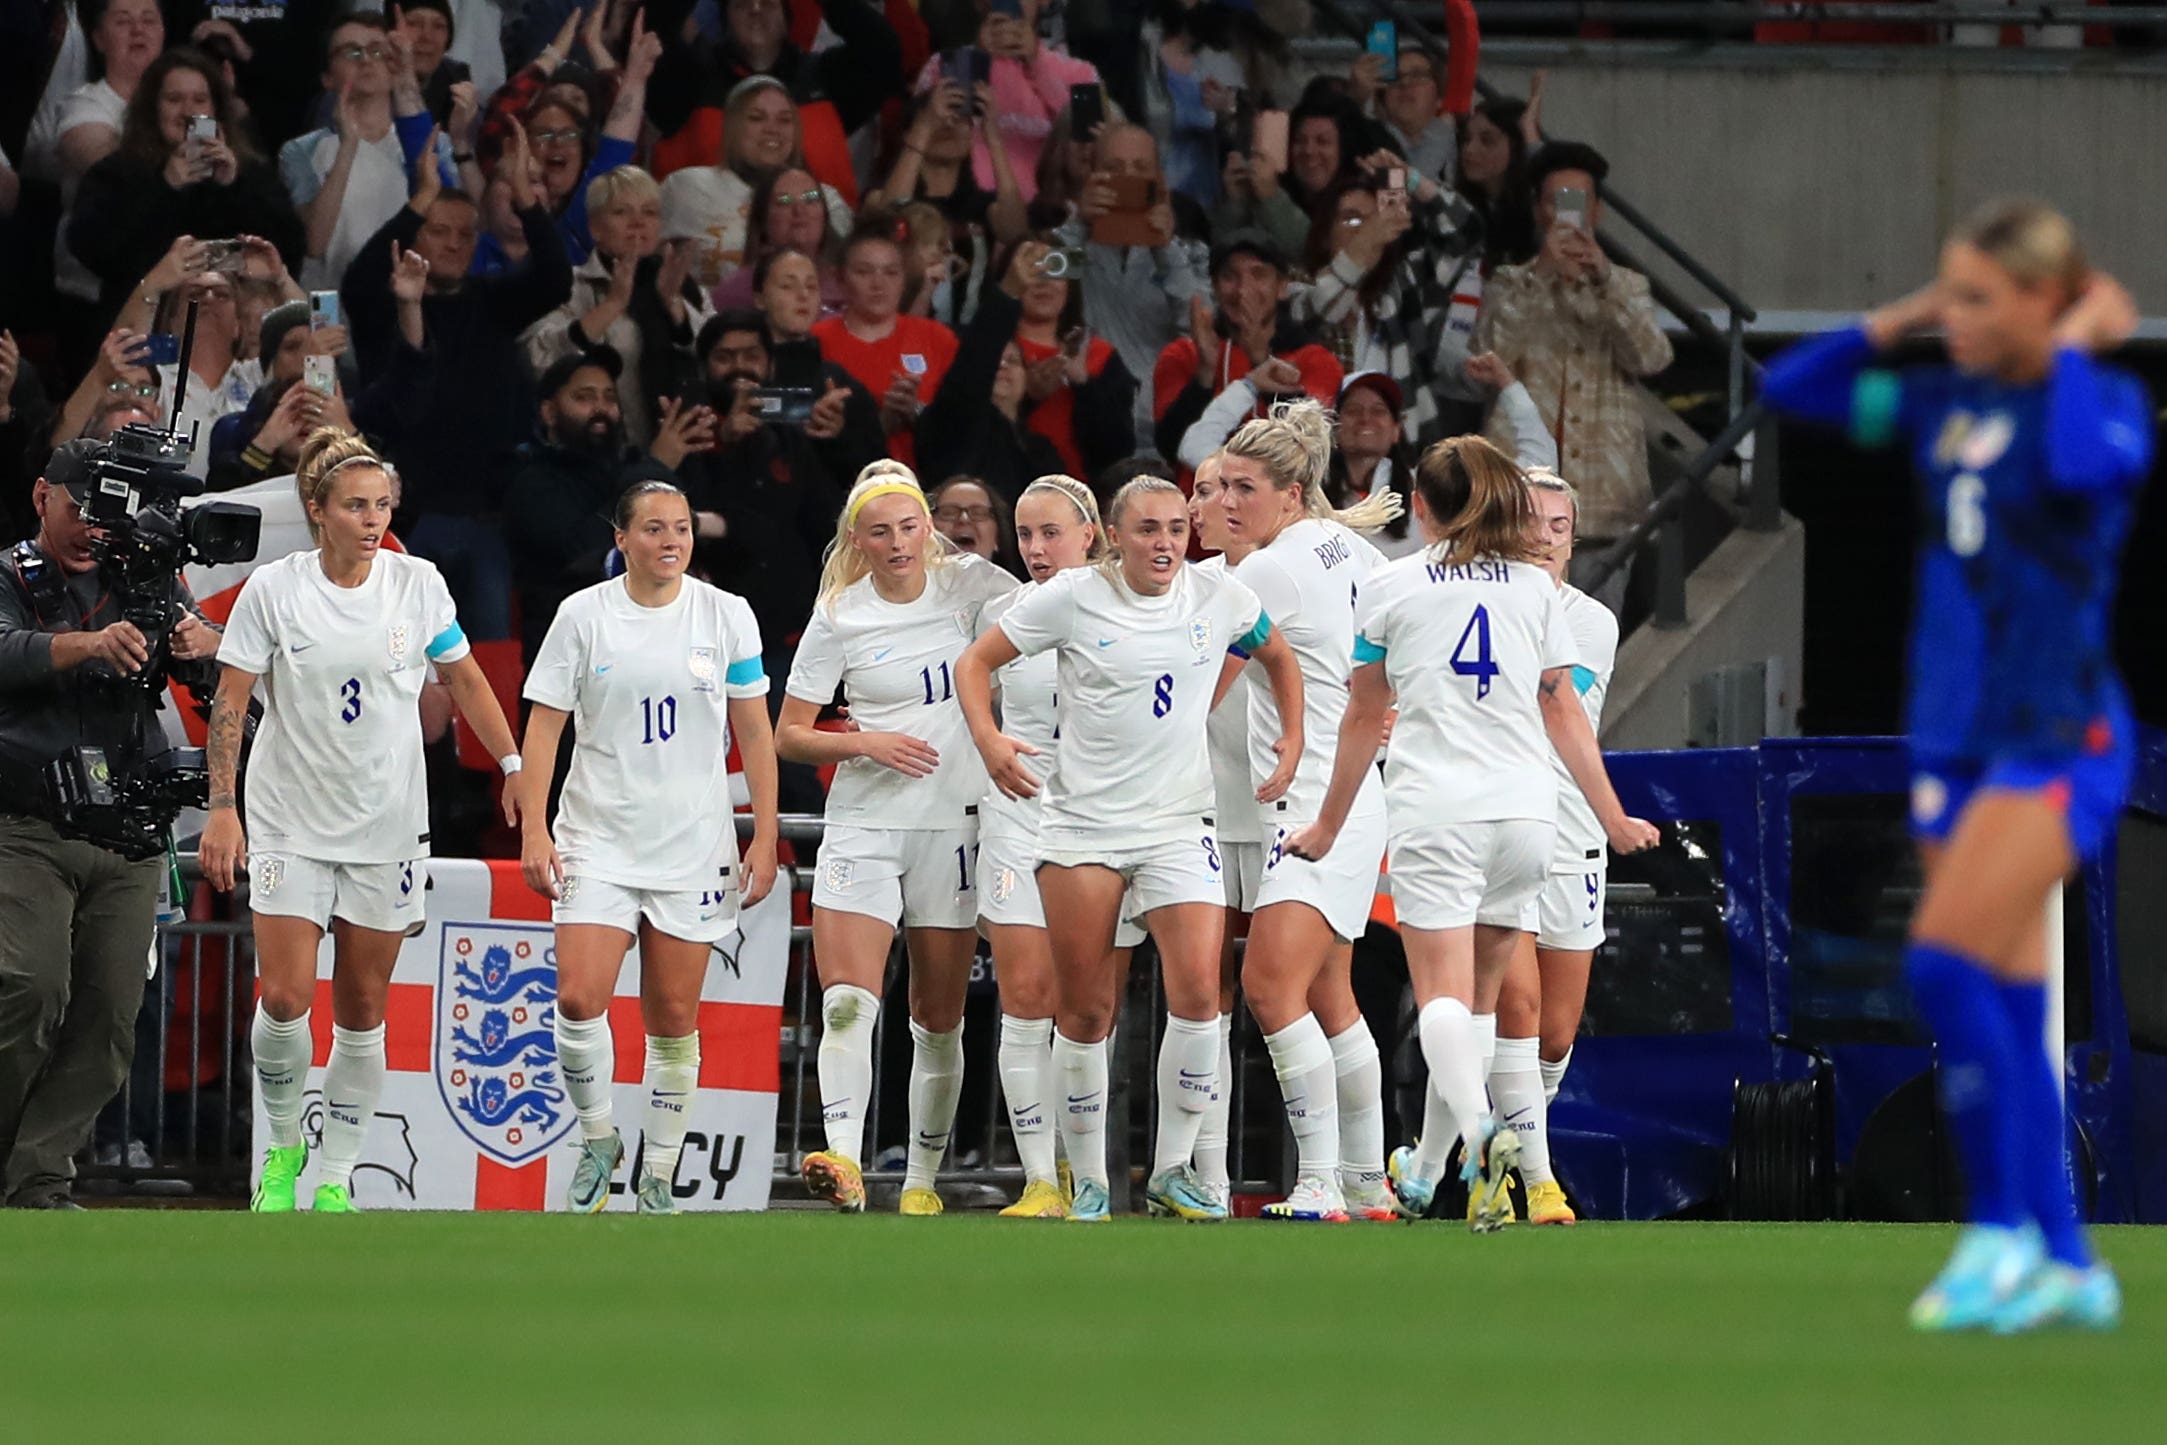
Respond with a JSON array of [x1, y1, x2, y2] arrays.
[[79, 0, 160, 82], [929, 476, 1023, 578], [1327, 446, 1414, 544], [1456, 98, 1538, 266], [1303, 181, 1404, 315], [1013, 230, 1084, 333], [119, 49, 259, 170], [752, 244, 817, 294], [748, 166, 832, 266], [614, 479, 690, 530], [1414, 434, 1534, 562], [401, 0, 456, 46], [1284, 85, 1371, 206], [321, 9, 390, 69], [697, 308, 773, 365], [1528, 139, 1610, 192], [429, 185, 481, 212], [840, 214, 906, 265]]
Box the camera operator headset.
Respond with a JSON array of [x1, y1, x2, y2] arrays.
[[0, 440, 224, 1210]]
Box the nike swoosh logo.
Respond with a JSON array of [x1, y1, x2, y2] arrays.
[[1066, 1093, 1102, 1104], [594, 663, 613, 674], [1095, 638, 1117, 648], [1178, 1070, 1212, 1080], [872, 647, 895, 661], [1504, 1107, 1532, 1122], [290, 641, 316, 654], [653, 1091, 689, 1099]]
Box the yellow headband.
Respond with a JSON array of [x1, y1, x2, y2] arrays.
[[847, 481, 927, 528]]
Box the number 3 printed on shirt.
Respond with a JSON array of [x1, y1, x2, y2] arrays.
[[339, 677, 362, 724]]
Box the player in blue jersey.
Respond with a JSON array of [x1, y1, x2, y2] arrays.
[[1763, 200, 2152, 1332]]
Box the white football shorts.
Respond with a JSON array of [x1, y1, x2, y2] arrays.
[[1385, 820, 1554, 932], [812, 824, 980, 931], [249, 852, 427, 936]]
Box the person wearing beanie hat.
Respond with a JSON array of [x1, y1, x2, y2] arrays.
[[400, 0, 475, 131]]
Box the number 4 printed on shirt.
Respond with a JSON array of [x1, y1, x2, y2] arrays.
[[1450, 605, 1498, 700]]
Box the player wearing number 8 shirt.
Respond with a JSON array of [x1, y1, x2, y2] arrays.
[[1287, 437, 1656, 1233], [518, 482, 783, 1216], [959, 477, 1307, 1222], [777, 465, 1019, 1214], [1763, 200, 2151, 1331], [199, 432, 524, 1216]]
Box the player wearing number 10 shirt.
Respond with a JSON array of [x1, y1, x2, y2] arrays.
[[777, 466, 1020, 1215], [519, 482, 782, 1215], [201, 433, 523, 1217], [960, 477, 1306, 1223], [1763, 200, 2152, 1331], [1288, 437, 1655, 1233]]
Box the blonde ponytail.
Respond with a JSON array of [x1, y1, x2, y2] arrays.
[[815, 465, 953, 610], [1223, 397, 1404, 533], [293, 427, 386, 544], [1019, 474, 1108, 560]]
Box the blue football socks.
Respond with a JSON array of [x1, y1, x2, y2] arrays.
[[1905, 943, 2022, 1230]]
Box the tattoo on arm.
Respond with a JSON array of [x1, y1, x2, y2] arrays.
[[207, 689, 244, 811], [1540, 669, 1564, 700]]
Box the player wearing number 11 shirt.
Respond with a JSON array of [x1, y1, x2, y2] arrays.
[[1287, 437, 1656, 1233], [777, 466, 1020, 1214], [519, 482, 782, 1216], [201, 432, 524, 1216]]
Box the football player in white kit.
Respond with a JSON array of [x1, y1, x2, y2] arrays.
[[516, 481, 783, 1215], [200, 431, 523, 1214], [957, 477, 1305, 1222], [1186, 458, 1256, 1209], [777, 466, 1019, 1213], [1286, 437, 1656, 1231], [1213, 399, 1404, 1222], [974, 476, 1146, 1220], [1489, 469, 1620, 1226]]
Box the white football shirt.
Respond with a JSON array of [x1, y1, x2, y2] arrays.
[[219, 549, 467, 864], [977, 585, 1059, 844], [1356, 551, 1577, 835], [1233, 518, 1387, 826], [1196, 558, 1264, 844], [1545, 582, 1619, 870], [786, 554, 1019, 830], [998, 563, 1267, 850], [525, 577, 768, 891]]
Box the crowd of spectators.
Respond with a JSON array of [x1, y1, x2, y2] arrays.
[[0, 0, 1677, 827]]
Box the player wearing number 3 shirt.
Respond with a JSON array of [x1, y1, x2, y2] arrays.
[[777, 466, 1019, 1214], [201, 434, 523, 1217], [519, 482, 782, 1215]]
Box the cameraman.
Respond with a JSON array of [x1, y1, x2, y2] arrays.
[[0, 441, 221, 1210]]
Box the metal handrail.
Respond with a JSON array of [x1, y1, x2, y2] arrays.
[[1467, 2, 2167, 30]]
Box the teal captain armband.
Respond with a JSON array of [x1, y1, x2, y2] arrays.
[[1571, 665, 1598, 695], [1352, 636, 1386, 665], [424, 622, 467, 660], [724, 655, 765, 686], [1234, 611, 1272, 653], [1850, 371, 1902, 449]]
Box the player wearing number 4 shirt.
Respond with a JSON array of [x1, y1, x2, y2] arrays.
[[959, 476, 1306, 1223], [1287, 437, 1656, 1233], [518, 482, 783, 1216], [777, 465, 1020, 1215], [201, 434, 523, 1217], [1763, 201, 2151, 1332]]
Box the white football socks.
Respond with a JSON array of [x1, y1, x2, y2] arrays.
[[903, 1019, 965, 1192], [1417, 997, 1490, 1159], [1328, 1023, 1386, 1197], [1541, 1046, 1573, 1104], [251, 1008, 313, 1150], [642, 1033, 699, 1185], [1194, 1012, 1234, 1193], [998, 1014, 1057, 1187], [554, 1012, 617, 1142], [1475, 1010, 1497, 1081], [1053, 1030, 1109, 1191], [1409, 1075, 1458, 1182], [1152, 1014, 1220, 1175], [317, 1023, 385, 1189], [817, 984, 879, 1163], [1490, 1035, 1550, 1185], [1263, 1013, 1339, 1182]]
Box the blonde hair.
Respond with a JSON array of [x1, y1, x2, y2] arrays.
[[294, 428, 388, 544], [1524, 466, 1579, 533], [1952, 198, 2087, 297], [1099, 474, 1186, 581], [816, 466, 953, 608], [1223, 397, 1403, 533], [584, 164, 661, 220], [1017, 474, 1108, 560]]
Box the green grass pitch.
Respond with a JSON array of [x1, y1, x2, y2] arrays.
[[5, 1214, 2163, 1441]]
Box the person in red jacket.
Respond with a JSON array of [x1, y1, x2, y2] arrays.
[[813, 224, 958, 469], [1152, 230, 1342, 479]]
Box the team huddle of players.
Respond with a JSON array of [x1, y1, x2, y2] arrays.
[[206, 403, 1654, 1226]]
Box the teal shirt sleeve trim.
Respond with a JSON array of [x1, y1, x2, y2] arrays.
[[424, 622, 467, 660], [1234, 610, 1271, 654], [724, 655, 765, 686], [1352, 636, 1387, 665], [1850, 371, 1902, 449], [1571, 665, 1598, 696]]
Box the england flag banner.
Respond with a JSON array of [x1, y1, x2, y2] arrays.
[[250, 859, 790, 1211]]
